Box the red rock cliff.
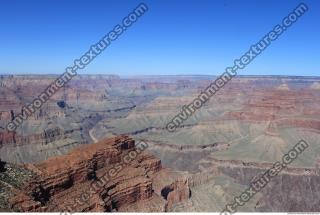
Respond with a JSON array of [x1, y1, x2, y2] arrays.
[[9, 136, 189, 212]]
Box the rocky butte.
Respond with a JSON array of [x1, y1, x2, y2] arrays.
[[8, 136, 191, 212]]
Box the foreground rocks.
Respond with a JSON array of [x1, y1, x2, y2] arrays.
[[0, 161, 34, 211], [8, 136, 190, 212]]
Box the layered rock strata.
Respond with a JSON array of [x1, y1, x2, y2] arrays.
[[8, 136, 190, 212]]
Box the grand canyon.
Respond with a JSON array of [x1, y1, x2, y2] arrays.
[[1, 75, 320, 212]]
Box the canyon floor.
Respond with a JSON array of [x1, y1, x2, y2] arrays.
[[1, 74, 320, 212]]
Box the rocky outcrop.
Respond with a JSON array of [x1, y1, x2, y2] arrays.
[[0, 127, 82, 148], [162, 178, 190, 209], [0, 161, 34, 211], [0, 131, 16, 147], [8, 136, 190, 212]]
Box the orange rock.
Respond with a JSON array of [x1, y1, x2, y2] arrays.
[[9, 136, 190, 212]]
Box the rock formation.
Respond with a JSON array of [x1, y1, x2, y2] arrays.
[[2, 75, 320, 212], [8, 136, 190, 212]]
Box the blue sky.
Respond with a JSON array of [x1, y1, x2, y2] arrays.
[[0, 0, 319, 76]]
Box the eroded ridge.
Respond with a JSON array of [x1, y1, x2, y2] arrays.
[[7, 136, 190, 212]]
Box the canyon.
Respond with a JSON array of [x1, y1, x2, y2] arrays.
[[1, 75, 320, 212]]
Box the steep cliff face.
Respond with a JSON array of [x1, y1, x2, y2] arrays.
[[162, 179, 190, 209], [8, 136, 190, 212], [212, 160, 320, 212], [0, 127, 86, 164], [0, 128, 72, 147], [0, 131, 15, 147]]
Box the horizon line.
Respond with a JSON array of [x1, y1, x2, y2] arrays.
[[1, 74, 320, 78]]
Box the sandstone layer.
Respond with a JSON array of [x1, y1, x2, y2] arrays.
[[8, 136, 190, 212]]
